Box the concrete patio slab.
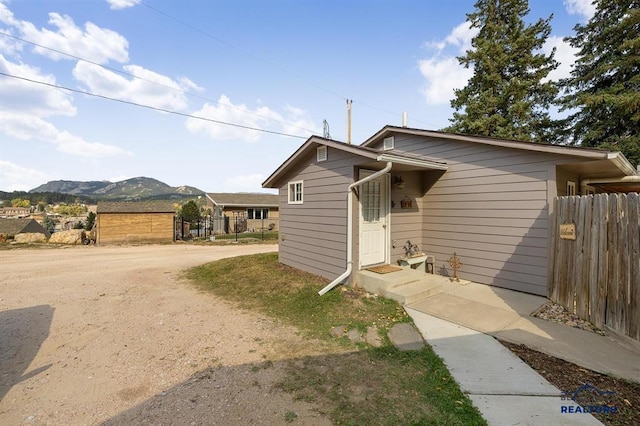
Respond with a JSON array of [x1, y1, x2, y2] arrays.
[[408, 292, 523, 334]]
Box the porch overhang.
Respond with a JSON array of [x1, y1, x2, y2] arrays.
[[376, 153, 448, 171]]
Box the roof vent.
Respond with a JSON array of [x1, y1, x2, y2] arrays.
[[317, 145, 327, 162], [383, 136, 395, 151]]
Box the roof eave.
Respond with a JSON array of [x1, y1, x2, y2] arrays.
[[362, 126, 612, 159], [607, 152, 638, 176]]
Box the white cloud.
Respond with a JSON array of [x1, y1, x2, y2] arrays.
[[0, 1, 19, 27], [1, 4, 129, 64], [444, 22, 477, 52], [564, 0, 596, 21], [0, 54, 76, 116], [0, 160, 50, 192], [418, 22, 478, 105], [186, 95, 317, 142], [418, 57, 474, 105], [73, 62, 192, 110], [107, 0, 140, 10], [1, 112, 132, 157], [281, 104, 321, 137], [0, 55, 129, 158], [0, 27, 22, 55], [543, 35, 579, 82]]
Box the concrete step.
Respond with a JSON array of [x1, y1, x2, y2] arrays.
[[383, 279, 443, 305], [355, 268, 423, 295]]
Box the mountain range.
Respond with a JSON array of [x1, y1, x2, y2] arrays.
[[29, 177, 204, 201]]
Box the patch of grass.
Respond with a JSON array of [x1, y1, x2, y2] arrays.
[[284, 411, 298, 422], [187, 253, 485, 425]]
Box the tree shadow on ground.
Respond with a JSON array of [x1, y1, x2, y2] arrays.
[[0, 305, 54, 400]]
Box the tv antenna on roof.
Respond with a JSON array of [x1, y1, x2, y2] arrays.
[[323, 119, 331, 139]]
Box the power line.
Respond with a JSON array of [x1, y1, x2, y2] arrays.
[[0, 71, 308, 139], [137, 1, 441, 129], [0, 31, 318, 135]]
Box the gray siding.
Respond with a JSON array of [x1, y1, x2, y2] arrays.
[[380, 134, 568, 295], [389, 171, 425, 260], [277, 148, 357, 280]]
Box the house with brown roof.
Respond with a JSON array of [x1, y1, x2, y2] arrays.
[[96, 201, 175, 245], [0, 218, 51, 240], [206, 193, 278, 233], [263, 126, 639, 297]]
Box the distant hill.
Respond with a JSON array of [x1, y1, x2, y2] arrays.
[[29, 177, 204, 201]]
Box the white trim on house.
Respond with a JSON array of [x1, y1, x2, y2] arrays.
[[288, 180, 303, 204], [358, 170, 390, 268]]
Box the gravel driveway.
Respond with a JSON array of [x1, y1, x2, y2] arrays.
[[0, 244, 332, 425]]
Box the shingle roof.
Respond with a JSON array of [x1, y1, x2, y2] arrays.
[[206, 193, 278, 207], [0, 218, 49, 237], [97, 201, 176, 213]]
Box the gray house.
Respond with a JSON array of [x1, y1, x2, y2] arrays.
[[263, 126, 639, 296]]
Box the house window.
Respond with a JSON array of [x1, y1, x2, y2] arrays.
[[585, 186, 596, 195], [247, 208, 269, 219], [317, 146, 327, 162], [288, 180, 303, 204], [567, 181, 576, 196]]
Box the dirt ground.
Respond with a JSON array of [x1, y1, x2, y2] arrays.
[[0, 244, 333, 425]]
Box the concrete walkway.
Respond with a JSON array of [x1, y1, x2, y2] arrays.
[[407, 309, 602, 425], [406, 280, 640, 382], [396, 278, 640, 425]]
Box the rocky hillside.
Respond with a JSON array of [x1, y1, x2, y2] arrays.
[[30, 177, 204, 200]]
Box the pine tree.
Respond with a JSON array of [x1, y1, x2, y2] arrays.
[[447, 0, 559, 142], [560, 0, 640, 167]]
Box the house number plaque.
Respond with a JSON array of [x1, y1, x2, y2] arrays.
[[560, 224, 576, 240]]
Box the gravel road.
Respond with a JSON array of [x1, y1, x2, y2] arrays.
[[0, 244, 332, 425]]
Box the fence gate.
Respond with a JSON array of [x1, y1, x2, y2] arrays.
[[548, 193, 639, 342]]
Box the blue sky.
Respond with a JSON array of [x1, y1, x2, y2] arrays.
[[0, 0, 595, 193]]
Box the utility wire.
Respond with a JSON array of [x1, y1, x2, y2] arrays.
[[0, 71, 308, 139], [139, 1, 350, 102], [0, 31, 318, 135], [137, 1, 440, 129]]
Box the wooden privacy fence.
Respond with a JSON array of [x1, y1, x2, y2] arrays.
[[549, 193, 639, 342]]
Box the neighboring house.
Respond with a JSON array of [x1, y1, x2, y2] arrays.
[[0, 207, 31, 218], [0, 218, 51, 239], [263, 126, 639, 296], [96, 201, 175, 245], [205, 193, 279, 233]]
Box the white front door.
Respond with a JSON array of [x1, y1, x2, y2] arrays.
[[359, 170, 389, 267]]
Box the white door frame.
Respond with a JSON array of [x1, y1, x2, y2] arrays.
[[358, 170, 390, 268]]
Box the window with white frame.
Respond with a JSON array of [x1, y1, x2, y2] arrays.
[[567, 181, 576, 196], [585, 186, 596, 195], [247, 208, 269, 219], [288, 180, 303, 204]]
